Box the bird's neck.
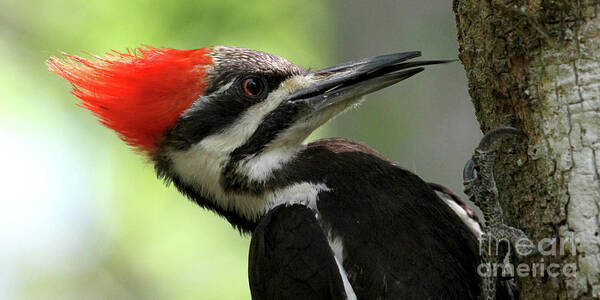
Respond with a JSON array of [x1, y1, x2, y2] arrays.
[[165, 141, 324, 230], [162, 137, 390, 231]]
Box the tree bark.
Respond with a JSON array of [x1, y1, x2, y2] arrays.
[[454, 1, 600, 299]]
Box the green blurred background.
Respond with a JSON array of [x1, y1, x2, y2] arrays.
[[0, 0, 481, 299]]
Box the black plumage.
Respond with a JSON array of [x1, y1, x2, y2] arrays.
[[256, 138, 482, 299], [249, 204, 347, 300]]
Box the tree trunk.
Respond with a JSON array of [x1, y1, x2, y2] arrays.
[[454, 1, 600, 299]]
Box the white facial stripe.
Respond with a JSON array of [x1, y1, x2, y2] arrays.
[[198, 74, 314, 154], [170, 70, 365, 220], [274, 95, 363, 148], [169, 74, 327, 219], [236, 94, 365, 184], [170, 143, 330, 218]]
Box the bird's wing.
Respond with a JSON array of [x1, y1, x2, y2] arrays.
[[249, 204, 348, 300]]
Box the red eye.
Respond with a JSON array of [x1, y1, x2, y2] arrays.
[[242, 77, 264, 98]]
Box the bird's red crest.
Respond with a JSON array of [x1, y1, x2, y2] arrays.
[[47, 46, 213, 155]]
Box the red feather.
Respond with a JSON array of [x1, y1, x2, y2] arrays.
[[47, 46, 213, 155]]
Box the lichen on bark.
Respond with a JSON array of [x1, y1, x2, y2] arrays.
[[453, 0, 600, 298]]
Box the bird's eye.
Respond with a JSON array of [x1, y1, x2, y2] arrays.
[[241, 76, 265, 98]]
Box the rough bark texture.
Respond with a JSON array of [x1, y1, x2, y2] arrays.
[[454, 0, 600, 299]]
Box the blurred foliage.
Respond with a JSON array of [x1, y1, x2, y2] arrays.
[[0, 0, 332, 299], [1, 0, 475, 299]]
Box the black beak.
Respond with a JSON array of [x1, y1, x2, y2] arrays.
[[288, 51, 453, 110]]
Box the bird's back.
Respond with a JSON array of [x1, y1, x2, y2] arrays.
[[296, 138, 482, 299]]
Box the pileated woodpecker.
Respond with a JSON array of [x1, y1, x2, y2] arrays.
[[48, 46, 526, 299]]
